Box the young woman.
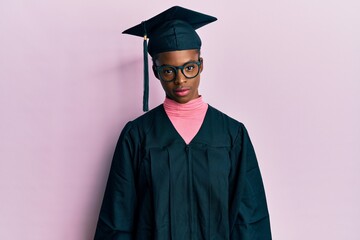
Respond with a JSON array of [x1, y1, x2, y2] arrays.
[[94, 6, 271, 240]]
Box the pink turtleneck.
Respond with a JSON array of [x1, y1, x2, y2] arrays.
[[163, 96, 208, 144]]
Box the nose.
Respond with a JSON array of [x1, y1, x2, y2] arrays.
[[174, 69, 187, 85]]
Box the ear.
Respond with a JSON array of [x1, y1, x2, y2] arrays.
[[152, 65, 159, 79], [199, 57, 204, 73]]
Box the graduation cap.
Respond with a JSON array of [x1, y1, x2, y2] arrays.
[[122, 6, 217, 111]]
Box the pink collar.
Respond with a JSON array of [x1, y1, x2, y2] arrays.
[[163, 97, 208, 144], [163, 96, 207, 117]]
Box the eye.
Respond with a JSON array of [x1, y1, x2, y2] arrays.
[[184, 64, 196, 72], [162, 67, 174, 75]]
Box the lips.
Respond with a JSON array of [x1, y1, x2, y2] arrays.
[[173, 87, 190, 97]]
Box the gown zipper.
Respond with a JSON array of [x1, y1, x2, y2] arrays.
[[186, 144, 195, 239]]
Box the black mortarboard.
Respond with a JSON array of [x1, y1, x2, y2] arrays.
[[122, 6, 217, 111]]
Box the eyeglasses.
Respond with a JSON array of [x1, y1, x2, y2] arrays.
[[154, 60, 202, 82]]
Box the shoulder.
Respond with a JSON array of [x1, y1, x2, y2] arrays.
[[207, 105, 246, 130], [208, 105, 252, 142], [122, 104, 164, 137]]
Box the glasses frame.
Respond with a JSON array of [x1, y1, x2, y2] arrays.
[[154, 59, 202, 82]]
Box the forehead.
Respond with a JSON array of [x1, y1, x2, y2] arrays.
[[155, 49, 199, 66]]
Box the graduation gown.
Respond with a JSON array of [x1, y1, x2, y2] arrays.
[[94, 105, 271, 240]]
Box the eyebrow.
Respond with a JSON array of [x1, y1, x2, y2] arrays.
[[157, 59, 200, 67]]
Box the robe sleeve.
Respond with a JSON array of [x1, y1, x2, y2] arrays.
[[229, 124, 272, 239], [94, 122, 137, 240]]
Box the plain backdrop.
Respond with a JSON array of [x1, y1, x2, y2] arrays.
[[1, 0, 359, 239]]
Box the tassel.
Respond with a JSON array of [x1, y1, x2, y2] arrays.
[[142, 22, 149, 112]]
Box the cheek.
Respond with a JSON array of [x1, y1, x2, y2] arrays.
[[160, 81, 172, 93], [193, 77, 201, 88]]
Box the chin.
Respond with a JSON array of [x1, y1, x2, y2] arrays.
[[178, 96, 194, 103]]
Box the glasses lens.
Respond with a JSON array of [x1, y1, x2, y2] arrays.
[[182, 62, 200, 78], [159, 66, 176, 81], [158, 62, 201, 82]]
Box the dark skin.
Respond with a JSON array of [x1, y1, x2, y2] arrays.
[[153, 50, 203, 104]]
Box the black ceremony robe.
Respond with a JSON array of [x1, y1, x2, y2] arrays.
[[94, 105, 271, 240]]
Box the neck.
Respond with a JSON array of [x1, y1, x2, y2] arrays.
[[164, 96, 206, 116]]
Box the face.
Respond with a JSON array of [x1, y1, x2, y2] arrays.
[[153, 49, 203, 104]]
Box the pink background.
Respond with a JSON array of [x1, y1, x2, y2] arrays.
[[1, 1, 359, 239]]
